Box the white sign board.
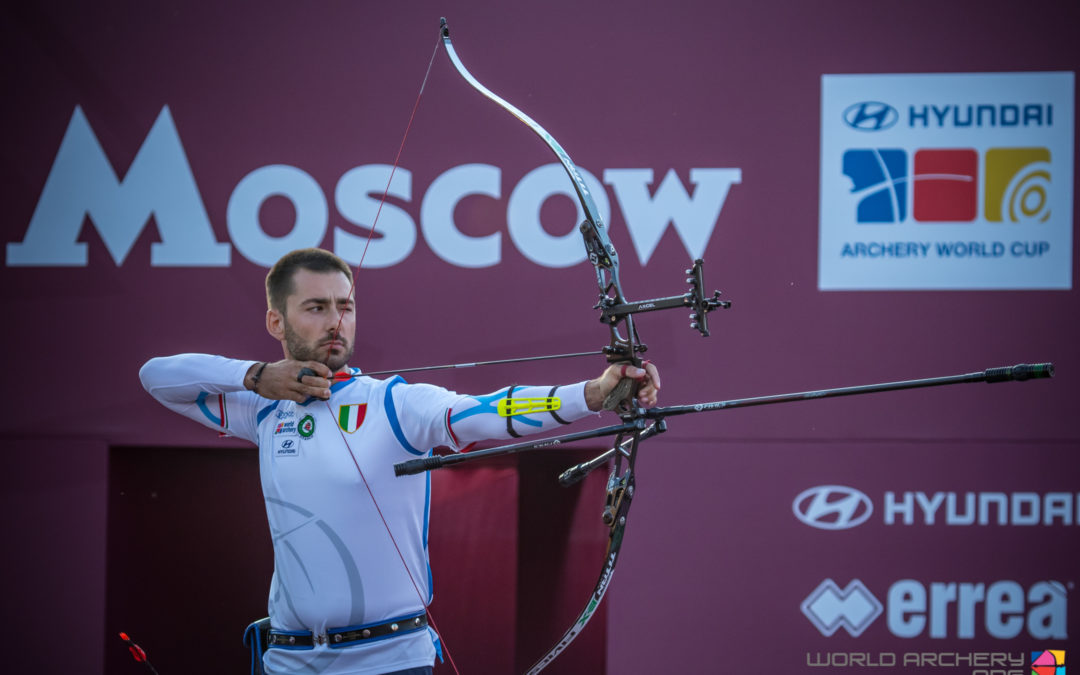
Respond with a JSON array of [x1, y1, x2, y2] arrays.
[[819, 72, 1074, 290]]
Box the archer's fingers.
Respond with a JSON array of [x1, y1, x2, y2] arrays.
[[632, 361, 660, 408], [642, 360, 661, 391], [296, 362, 332, 400], [291, 384, 330, 402], [297, 361, 333, 380], [612, 363, 658, 386], [609, 363, 641, 382], [285, 383, 330, 403]]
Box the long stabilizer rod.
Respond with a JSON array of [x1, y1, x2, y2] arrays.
[[642, 363, 1054, 420], [393, 363, 1052, 477]]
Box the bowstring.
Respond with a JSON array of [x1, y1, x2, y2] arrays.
[[322, 29, 461, 674]]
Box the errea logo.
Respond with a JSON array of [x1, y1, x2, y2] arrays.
[[802, 578, 1068, 640], [792, 485, 873, 530], [801, 579, 882, 637]]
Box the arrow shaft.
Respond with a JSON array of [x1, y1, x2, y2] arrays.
[[357, 350, 604, 378]]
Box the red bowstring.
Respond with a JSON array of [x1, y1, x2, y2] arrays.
[[323, 29, 460, 674]]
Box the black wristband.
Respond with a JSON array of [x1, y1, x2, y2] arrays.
[[251, 362, 268, 394]]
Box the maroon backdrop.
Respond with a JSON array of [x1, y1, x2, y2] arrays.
[[1, 1, 1077, 674]]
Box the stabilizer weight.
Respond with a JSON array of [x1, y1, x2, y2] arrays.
[[558, 462, 590, 487], [984, 363, 1054, 383], [394, 456, 446, 476]]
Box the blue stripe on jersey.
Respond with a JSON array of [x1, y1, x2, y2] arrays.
[[256, 400, 280, 426], [196, 391, 222, 426], [383, 374, 434, 600], [424, 471, 434, 603], [427, 562, 434, 605], [384, 376, 426, 456], [422, 471, 431, 551]]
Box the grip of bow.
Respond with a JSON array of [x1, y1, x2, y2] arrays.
[[601, 362, 642, 411]]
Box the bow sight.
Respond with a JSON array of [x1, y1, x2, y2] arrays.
[[580, 218, 729, 339], [593, 257, 731, 338]]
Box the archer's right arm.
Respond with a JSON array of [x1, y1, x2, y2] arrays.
[[139, 354, 263, 442]]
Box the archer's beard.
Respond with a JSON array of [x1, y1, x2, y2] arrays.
[[283, 320, 354, 372]]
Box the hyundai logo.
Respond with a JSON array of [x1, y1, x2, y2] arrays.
[[842, 101, 899, 131], [793, 485, 873, 530]]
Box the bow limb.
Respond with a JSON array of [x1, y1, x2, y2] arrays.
[[439, 19, 608, 244], [440, 18, 643, 412], [440, 17, 647, 673]]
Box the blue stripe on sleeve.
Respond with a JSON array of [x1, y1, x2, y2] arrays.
[[449, 388, 543, 428], [196, 391, 222, 426]]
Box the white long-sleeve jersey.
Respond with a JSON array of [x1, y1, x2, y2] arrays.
[[140, 353, 595, 675]]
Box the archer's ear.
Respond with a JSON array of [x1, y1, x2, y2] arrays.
[[267, 308, 285, 341]]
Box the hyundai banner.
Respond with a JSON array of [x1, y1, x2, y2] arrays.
[[819, 72, 1074, 290]]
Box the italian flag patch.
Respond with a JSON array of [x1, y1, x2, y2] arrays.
[[337, 403, 367, 433]]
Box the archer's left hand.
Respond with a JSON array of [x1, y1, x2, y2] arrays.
[[585, 362, 662, 411]]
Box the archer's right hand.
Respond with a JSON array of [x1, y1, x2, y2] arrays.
[[247, 360, 333, 402]]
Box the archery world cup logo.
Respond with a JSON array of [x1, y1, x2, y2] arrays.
[[841, 147, 1052, 224]]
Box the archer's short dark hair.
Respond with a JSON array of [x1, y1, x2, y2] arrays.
[[265, 248, 354, 313]]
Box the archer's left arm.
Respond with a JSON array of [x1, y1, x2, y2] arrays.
[[395, 364, 659, 451], [392, 381, 590, 452]]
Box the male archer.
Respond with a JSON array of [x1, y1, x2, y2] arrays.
[[140, 247, 660, 675]]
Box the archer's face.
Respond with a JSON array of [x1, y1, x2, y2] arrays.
[[272, 269, 355, 372]]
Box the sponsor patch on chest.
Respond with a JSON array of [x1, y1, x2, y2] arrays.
[[337, 403, 367, 433], [275, 432, 300, 457]]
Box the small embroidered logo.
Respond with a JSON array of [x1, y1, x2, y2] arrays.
[[298, 414, 316, 438]]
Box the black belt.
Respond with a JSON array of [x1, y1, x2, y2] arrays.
[[268, 612, 428, 650]]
